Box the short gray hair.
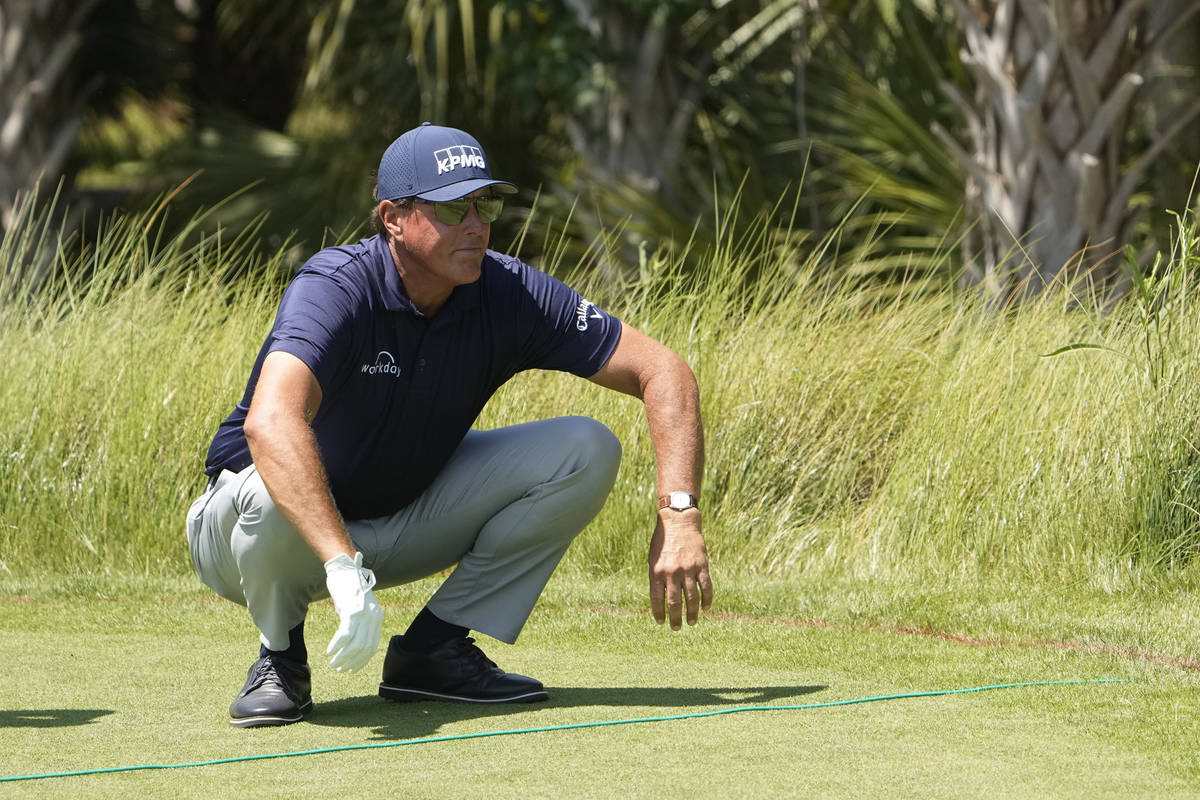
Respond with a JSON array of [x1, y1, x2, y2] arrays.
[[369, 179, 413, 234]]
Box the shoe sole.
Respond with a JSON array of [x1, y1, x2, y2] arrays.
[[378, 683, 548, 704], [229, 700, 313, 728]]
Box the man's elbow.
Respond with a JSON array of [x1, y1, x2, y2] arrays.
[[243, 402, 296, 452], [644, 349, 699, 402], [666, 350, 698, 391], [243, 408, 270, 454]]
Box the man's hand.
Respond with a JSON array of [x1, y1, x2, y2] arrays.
[[648, 509, 713, 629], [324, 552, 384, 672]]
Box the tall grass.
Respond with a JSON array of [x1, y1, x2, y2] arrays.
[[2, 195, 1200, 593], [0, 196, 291, 575]]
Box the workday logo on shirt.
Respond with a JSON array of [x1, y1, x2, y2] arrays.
[[434, 144, 486, 175], [361, 351, 402, 377]]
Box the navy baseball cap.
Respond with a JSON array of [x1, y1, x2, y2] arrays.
[[376, 122, 517, 202]]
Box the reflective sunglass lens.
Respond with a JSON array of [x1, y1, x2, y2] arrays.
[[428, 196, 504, 225], [476, 197, 503, 223], [432, 200, 469, 225]]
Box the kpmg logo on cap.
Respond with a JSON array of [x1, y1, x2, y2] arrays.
[[434, 144, 486, 175]]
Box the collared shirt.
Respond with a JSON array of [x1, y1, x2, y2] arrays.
[[204, 234, 622, 520]]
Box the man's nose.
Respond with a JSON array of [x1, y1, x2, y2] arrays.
[[459, 202, 487, 231]]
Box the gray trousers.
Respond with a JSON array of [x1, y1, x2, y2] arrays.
[[186, 416, 621, 651]]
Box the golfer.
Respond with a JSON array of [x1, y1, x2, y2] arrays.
[[186, 122, 712, 727]]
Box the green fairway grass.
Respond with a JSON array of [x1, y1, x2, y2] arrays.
[[1, 573, 1197, 799]]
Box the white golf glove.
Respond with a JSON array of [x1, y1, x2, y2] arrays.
[[323, 552, 383, 673]]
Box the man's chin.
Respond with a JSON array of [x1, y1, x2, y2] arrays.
[[453, 251, 486, 275]]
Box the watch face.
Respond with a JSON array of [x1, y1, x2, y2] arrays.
[[669, 492, 694, 510]]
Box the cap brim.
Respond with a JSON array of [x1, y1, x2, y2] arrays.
[[417, 179, 518, 202]]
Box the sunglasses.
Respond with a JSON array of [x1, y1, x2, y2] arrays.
[[415, 195, 505, 225]]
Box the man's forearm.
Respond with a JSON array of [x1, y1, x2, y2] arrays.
[[641, 355, 705, 498], [245, 414, 356, 563]]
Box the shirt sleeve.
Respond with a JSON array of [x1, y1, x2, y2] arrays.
[[265, 271, 359, 393], [509, 258, 623, 377]]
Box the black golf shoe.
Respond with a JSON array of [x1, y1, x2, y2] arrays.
[[378, 635, 548, 703], [229, 653, 313, 728]]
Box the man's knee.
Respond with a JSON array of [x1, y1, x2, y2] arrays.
[[560, 416, 622, 483], [540, 419, 624, 525]]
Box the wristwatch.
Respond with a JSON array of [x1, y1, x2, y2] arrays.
[[658, 491, 698, 511]]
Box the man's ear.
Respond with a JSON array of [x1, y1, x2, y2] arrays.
[[378, 200, 404, 237]]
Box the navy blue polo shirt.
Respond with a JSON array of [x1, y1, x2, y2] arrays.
[[204, 234, 622, 520]]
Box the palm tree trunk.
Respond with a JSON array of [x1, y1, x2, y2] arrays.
[[937, 0, 1200, 300], [559, 1, 808, 220], [0, 0, 99, 236]]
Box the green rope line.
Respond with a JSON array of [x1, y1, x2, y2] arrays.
[[0, 679, 1125, 783]]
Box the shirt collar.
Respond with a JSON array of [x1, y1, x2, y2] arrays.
[[369, 234, 416, 314]]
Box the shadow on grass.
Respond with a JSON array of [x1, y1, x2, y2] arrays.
[[0, 709, 115, 728], [309, 684, 825, 741]]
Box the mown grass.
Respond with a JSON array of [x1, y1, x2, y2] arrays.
[[2, 193, 1200, 595], [0, 576, 1197, 798]]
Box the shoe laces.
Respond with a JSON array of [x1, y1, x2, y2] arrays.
[[247, 655, 296, 694], [449, 637, 498, 671]]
